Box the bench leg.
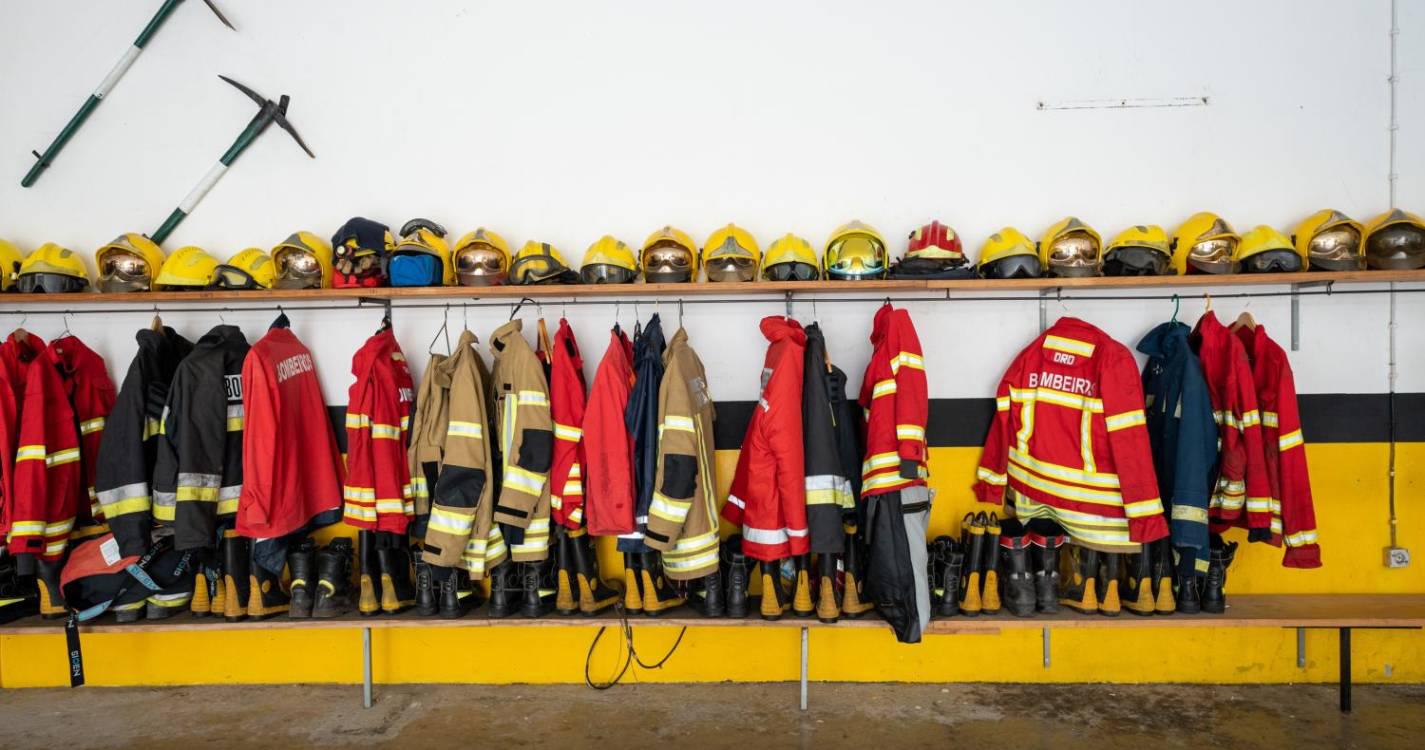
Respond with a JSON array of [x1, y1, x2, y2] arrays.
[[363, 626, 373, 709], [799, 626, 809, 712], [1339, 627, 1351, 714], [1043, 627, 1051, 669]]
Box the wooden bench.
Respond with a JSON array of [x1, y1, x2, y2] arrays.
[[3, 593, 1421, 713]]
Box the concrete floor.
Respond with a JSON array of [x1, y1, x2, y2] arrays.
[[0, 683, 1420, 749]]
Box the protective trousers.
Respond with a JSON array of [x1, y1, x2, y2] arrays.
[[864, 485, 931, 643]]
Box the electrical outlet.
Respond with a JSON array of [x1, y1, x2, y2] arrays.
[[1385, 547, 1411, 568]]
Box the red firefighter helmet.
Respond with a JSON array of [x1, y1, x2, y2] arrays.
[[907, 220, 964, 261]]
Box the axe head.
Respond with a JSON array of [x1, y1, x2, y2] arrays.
[[218, 76, 315, 159], [201, 0, 237, 31]]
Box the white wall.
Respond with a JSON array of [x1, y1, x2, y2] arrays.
[[0, 0, 1418, 401]]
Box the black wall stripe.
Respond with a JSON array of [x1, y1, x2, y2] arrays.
[[327, 394, 1420, 451]]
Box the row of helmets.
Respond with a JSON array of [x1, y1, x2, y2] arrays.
[[982, 209, 1425, 279], [3, 209, 1422, 294]]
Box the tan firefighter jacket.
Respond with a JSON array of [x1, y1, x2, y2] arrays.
[[489, 320, 554, 563], [644, 327, 719, 580]]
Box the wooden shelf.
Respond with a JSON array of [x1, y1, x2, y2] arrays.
[[2, 594, 1420, 636], [1, 270, 1422, 307]]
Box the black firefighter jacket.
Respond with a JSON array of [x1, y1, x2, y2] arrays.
[[801, 323, 863, 553]]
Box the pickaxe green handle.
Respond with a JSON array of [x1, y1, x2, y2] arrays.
[[151, 77, 313, 245], [20, 0, 233, 188]]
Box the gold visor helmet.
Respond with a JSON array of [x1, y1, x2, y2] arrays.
[[641, 226, 699, 283], [95, 233, 165, 293], [1364, 209, 1425, 270], [1039, 217, 1102, 277], [1293, 209, 1363, 271], [702, 224, 760, 283], [453, 228, 512, 286]]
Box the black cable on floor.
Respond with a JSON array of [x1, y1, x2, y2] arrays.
[[584, 600, 689, 689]]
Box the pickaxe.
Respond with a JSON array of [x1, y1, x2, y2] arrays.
[[21, 0, 235, 188], [150, 75, 314, 245]]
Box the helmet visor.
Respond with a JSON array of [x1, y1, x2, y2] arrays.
[[580, 264, 637, 284], [1241, 250, 1302, 274], [455, 246, 508, 286], [1047, 232, 1099, 269], [1103, 247, 1171, 276], [274, 250, 324, 289], [1187, 238, 1238, 273], [826, 236, 886, 279], [98, 251, 153, 293], [763, 262, 820, 282], [980, 255, 1042, 279], [643, 243, 693, 283], [1366, 225, 1425, 270], [1308, 227, 1363, 270], [706, 256, 757, 283], [17, 273, 88, 294]]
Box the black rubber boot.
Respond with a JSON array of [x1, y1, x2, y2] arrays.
[[1123, 543, 1155, 616], [145, 577, 196, 621], [35, 556, 66, 620], [1201, 537, 1238, 615], [1031, 530, 1064, 613], [287, 537, 316, 619], [1152, 538, 1177, 614], [486, 561, 518, 619], [723, 536, 749, 619], [758, 560, 789, 621], [1175, 550, 1203, 614], [959, 513, 985, 616], [815, 554, 840, 624], [414, 556, 438, 617], [247, 563, 290, 620], [1098, 552, 1122, 617], [1059, 544, 1100, 614], [377, 543, 416, 615], [687, 569, 725, 618], [621, 552, 644, 615], [223, 530, 252, 622], [929, 536, 958, 618], [839, 528, 874, 619], [928, 537, 947, 613], [998, 525, 1037, 618], [456, 568, 483, 610], [313, 538, 354, 618], [571, 532, 620, 615], [520, 559, 556, 618], [357, 530, 382, 617], [639, 551, 685, 617], [436, 565, 467, 619]]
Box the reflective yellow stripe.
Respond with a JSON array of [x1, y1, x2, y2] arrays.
[[14, 445, 46, 462], [996, 396, 1010, 412], [104, 495, 152, 517], [1245, 496, 1274, 513], [79, 417, 106, 435], [1240, 410, 1261, 428], [344, 505, 377, 521], [428, 507, 475, 536], [343, 486, 376, 501], [371, 423, 401, 440], [1007, 463, 1124, 506], [447, 420, 484, 438], [1080, 408, 1096, 475], [143, 417, 162, 440], [375, 498, 407, 515], [346, 413, 370, 429], [861, 452, 900, 474], [1008, 448, 1120, 488], [1043, 335, 1095, 357], [889, 352, 925, 374], [1279, 429, 1304, 451], [976, 466, 1007, 486], [1262, 411, 1280, 428], [1010, 386, 1104, 413], [649, 492, 690, 523], [7, 520, 46, 535], [1285, 529, 1318, 547], [1015, 395, 1035, 452], [47, 448, 81, 467], [1171, 505, 1210, 523], [554, 423, 583, 441], [217, 497, 239, 516], [401, 415, 411, 431], [176, 486, 219, 502], [661, 415, 695, 433], [503, 466, 544, 494], [872, 379, 896, 399], [863, 472, 912, 491], [1104, 410, 1146, 432], [895, 424, 924, 441], [516, 390, 549, 406], [226, 416, 244, 431], [1122, 497, 1164, 518]]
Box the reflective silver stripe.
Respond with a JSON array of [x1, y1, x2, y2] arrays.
[[177, 472, 222, 488], [96, 482, 150, 504], [219, 485, 242, 500], [153, 491, 177, 509]]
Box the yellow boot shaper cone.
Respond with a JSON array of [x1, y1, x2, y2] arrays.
[[190, 573, 210, 616], [555, 569, 578, 615]]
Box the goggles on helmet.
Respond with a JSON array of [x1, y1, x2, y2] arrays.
[[212, 266, 264, 290], [980, 255, 1042, 279], [1307, 226, 1362, 271], [643, 241, 694, 283], [1046, 232, 1100, 277], [705, 236, 758, 283], [98, 251, 154, 293], [1241, 250, 1302, 274], [455, 245, 508, 286], [825, 236, 886, 280], [581, 264, 638, 284], [1103, 246, 1171, 277], [17, 273, 88, 294], [274, 250, 324, 289], [763, 262, 820, 282], [1366, 225, 1425, 270]]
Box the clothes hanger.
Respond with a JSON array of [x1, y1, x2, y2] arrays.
[[429, 304, 451, 355], [151, 304, 163, 332], [677, 298, 684, 329], [60, 310, 74, 338], [1169, 294, 1180, 323]]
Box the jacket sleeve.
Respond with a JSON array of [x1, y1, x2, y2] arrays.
[[493, 368, 553, 528], [342, 375, 378, 530], [974, 373, 1013, 505], [767, 348, 809, 554], [172, 367, 228, 550], [8, 373, 78, 561], [1168, 353, 1216, 557], [1102, 345, 1168, 543], [78, 379, 115, 524], [95, 359, 155, 556], [721, 425, 753, 527], [237, 353, 277, 535], [151, 376, 181, 526], [549, 353, 586, 530], [424, 358, 491, 567], [892, 311, 928, 473], [1271, 360, 1320, 568], [645, 361, 701, 551], [1234, 352, 1274, 533], [369, 365, 414, 535]]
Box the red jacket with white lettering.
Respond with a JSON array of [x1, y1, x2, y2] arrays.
[[546, 320, 588, 530], [343, 329, 416, 533], [975, 318, 1167, 550], [1192, 312, 1272, 534], [238, 326, 345, 539], [583, 328, 636, 537], [1235, 324, 1320, 567], [858, 304, 929, 498], [724, 316, 808, 561]]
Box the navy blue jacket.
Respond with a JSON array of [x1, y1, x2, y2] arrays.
[[619, 314, 665, 554]]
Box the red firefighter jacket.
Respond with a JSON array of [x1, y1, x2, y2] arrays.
[[858, 304, 929, 498], [8, 336, 114, 562], [724, 316, 808, 561], [0, 330, 45, 541], [343, 328, 416, 533], [1235, 324, 1321, 568], [546, 319, 587, 530], [975, 318, 1168, 551], [583, 327, 636, 537], [1192, 312, 1272, 534], [239, 325, 345, 539]]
